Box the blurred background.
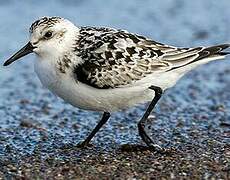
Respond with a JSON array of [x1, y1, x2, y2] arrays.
[[0, 0, 230, 179]]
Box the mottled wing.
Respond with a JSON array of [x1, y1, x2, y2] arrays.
[[74, 27, 170, 88], [74, 27, 229, 88]]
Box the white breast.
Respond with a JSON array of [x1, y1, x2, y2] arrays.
[[34, 58, 61, 91]]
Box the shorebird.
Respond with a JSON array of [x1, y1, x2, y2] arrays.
[[3, 17, 230, 152]]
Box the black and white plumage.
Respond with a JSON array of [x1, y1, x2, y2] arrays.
[[74, 26, 229, 89], [3, 17, 230, 151]]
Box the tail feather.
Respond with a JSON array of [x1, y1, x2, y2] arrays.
[[219, 52, 230, 55], [197, 44, 230, 60], [167, 44, 230, 71]]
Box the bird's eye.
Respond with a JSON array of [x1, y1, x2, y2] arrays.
[[44, 31, 53, 39]]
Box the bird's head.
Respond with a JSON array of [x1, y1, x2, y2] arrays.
[[4, 16, 77, 66]]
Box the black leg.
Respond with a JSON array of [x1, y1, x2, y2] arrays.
[[78, 112, 111, 147], [138, 85, 163, 152]]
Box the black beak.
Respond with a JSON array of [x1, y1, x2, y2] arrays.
[[3, 42, 34, 66]]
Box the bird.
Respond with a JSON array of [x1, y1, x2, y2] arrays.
[[3, 16, 230, 152]]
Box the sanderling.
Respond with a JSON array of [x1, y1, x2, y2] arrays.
[[3, 16, 230, 152]]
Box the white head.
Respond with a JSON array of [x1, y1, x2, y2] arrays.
[[4, 16, 78, 66]]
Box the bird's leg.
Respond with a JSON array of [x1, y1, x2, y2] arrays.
[[78, 112, 111, 148], [138, 85, 163, 152]]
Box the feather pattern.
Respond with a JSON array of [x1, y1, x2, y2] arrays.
[[72, 26, 230, 89]]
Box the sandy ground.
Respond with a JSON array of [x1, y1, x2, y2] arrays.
[[0, 0, 230, 179]]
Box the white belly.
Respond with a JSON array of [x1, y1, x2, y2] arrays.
[[34, 59, 155, 112]]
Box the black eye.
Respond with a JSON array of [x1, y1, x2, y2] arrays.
[[44, 31, 53, 39]]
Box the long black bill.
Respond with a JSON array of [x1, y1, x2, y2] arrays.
[[3, 42, 34, 66]]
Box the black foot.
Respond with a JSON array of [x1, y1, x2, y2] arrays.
[[138, 121, 161, 150], [138, 122, 174, 154], [148, 145, 174, 154]]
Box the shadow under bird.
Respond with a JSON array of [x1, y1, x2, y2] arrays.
[[3, 16, 230, 152]]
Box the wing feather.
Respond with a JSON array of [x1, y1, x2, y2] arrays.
[[74, 27, 229, 88]]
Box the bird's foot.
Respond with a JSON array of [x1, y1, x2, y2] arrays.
[[148, 144, 177, 155]]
